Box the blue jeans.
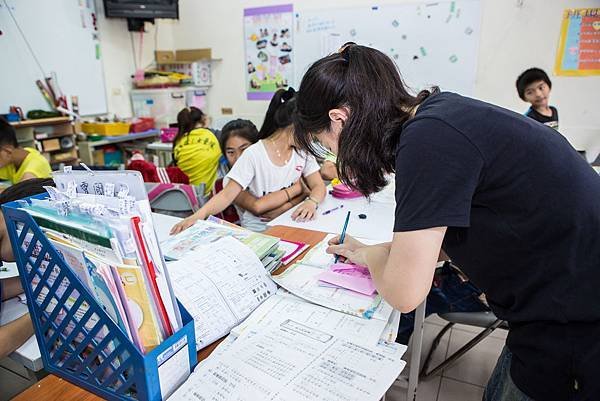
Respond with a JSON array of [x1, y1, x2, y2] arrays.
[[396, 262, 490, 344], [484, 346, 534, 401]]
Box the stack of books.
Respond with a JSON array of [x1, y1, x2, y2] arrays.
[[160, 217, 308, 274]]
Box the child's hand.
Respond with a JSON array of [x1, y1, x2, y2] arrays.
[[291, 200, 317, 222], [170, 214, 200, 235]]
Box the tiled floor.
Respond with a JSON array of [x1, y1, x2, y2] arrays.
[[386, 315, 507, 401]]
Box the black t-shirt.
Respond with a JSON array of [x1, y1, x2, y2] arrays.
[[525, 105, 559, 130], [394, 92, 600, 400]]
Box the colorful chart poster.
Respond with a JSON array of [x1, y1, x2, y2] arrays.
[[555, 8, 600, 76], [244, 4, 294, 100]]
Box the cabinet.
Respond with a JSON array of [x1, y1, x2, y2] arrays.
[[11, 117, 79, 169]]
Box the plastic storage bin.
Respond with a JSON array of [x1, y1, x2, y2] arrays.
[[2, 195, 197, 401], [130, 88, 208, 129]]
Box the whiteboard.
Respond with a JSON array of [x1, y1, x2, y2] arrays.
[[294, 0, 482, 95], [0, 0, 107, 115]]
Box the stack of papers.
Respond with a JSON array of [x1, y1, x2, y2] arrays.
[[16, 170, 184, 354], [166, 236, 277, 350], [169, 290, 405, 401], [161, 219, 308, 274], [272, 235, 394, 321]]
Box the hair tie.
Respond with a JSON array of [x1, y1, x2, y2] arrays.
[[281, 87, 296, 103]]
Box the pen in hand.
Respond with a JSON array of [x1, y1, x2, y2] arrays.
[[334, 211, 351, 263]]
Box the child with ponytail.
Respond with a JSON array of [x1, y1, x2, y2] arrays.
[[170, 88, 326, 234], [172, 107, 221, 195]]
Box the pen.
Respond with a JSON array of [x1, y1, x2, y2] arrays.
[[334, 211, 351, 263], [322, 204, 344, 215]]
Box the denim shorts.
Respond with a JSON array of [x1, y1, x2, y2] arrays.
[[483, 346, 534, 401]]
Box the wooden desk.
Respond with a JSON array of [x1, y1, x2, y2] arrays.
[[12, 226, 326, 401]]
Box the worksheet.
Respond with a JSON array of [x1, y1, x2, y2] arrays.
[[231, 291, 389, 348], [169, 319, 407, 401], [167, 237, 277, 350], [272, 263, 393, 321]]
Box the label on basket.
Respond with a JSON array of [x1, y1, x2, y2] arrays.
[[157, 336, 190, 399]]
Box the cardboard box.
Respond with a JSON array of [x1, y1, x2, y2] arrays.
[[156, 48, 212, 64], [155, 50, 176, 64], [42, 138, 61, 152], [175, 48, 212, 62]]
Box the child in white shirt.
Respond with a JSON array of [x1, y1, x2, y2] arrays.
[[171, 88, 326, 234]]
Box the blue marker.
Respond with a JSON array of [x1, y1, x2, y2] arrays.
[[334, 211, 351, 263]]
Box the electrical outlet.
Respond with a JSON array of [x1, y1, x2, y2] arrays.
[[111, 87, 122, 96], [221, 107, 233, 115]]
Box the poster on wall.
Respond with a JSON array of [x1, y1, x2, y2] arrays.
[[555, 8, 600, 76], [243, 4, 294, 100]]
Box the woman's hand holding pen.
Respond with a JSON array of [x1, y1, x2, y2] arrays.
[[326, 235, 368, 265]]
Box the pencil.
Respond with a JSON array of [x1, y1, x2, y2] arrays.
[[334, 211, 351, 263]]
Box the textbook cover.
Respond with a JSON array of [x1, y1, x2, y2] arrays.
[[161, 219, 280, 261]]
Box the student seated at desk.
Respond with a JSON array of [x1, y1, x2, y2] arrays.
[[171, 88, 326, 234], [214, 119, 308, 224], [0, 178, 55, 358], [0, 118, 52, 185], [172, 107, 221, 195]]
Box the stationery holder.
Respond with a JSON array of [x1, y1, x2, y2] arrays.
[[2, 195, 197, 401]]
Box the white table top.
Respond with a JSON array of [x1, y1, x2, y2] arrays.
[[146, 141, 173, 151], [268, 182, 396, 243], [1, 297, 42, 371]]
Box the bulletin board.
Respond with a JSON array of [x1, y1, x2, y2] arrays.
[[243, 4, 294, 100], [293, 0, 482, 96], [555, 8, 600, 77]]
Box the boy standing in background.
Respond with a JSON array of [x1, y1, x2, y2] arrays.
[[516, 67, 559, 130]]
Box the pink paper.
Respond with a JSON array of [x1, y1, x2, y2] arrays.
[[317, 263, 376, 296]]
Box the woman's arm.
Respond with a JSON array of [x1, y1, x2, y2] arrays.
[[291, 172, 327, 221], [327, 227, 447, 313], [320, 160, 338, 181], [233, 180, 304, 216], [170, 180, 244, 234]]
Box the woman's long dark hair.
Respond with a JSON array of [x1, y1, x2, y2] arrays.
[[174, 106, 206, 145], [294, 44, 437, 195], [258, 87, 297, 140]]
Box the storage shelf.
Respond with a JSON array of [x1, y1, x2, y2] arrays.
[[10, 117, 70, 128]]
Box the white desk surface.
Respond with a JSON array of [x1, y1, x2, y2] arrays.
[[268, 183, 396, 243], [1, 297, 42, 371], [146, 141, 173, 151], [1, 212, 180, 372]]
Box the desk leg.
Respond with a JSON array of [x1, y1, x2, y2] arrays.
[[407, 300, 426, 401]]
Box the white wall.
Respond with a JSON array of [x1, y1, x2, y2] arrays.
[[96, 0, 174, 118], [99, 0, 600, 152]]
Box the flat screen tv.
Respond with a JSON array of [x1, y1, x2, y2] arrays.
[[104, 0, 179, 19]]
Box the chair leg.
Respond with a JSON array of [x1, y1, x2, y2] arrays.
[[419, 322, 454, 380], [420, 319, 504, 379]]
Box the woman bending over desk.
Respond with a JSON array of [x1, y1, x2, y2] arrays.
[[292, 44, 600, 401]]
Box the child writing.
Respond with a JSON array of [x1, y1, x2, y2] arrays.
[[171, 88, 326, 234], [216, 119, 308, 226], [0, 118, 52, 185], [516, 67, 559, 130], [172, 107, 221, 195]]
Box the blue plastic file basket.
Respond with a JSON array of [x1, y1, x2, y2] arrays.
[[2, 195, 197, 401]]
